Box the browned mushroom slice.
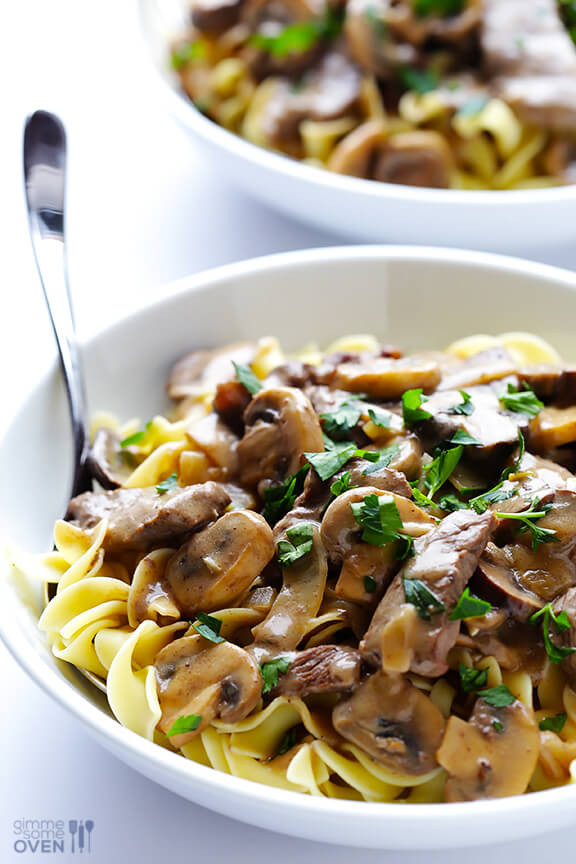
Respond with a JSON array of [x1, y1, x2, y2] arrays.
[[482, 536, 576, 604], [187, 412, 240, 477], [333, 354, 441, 400], [387, 435, 423, 481], [66, 482, 231, 554], [387, 0, 481, 47], [361, 510, 494, 676], [373, 132, 453, 189], [167, 342, 256, 401], [520, 365, 576, 405], [275, 645, 362, 697], [88, 427, 139, 489], [437, 695, 539, 801], [529, 406, 576, 451], [191, 0, 246, 34], [252, 524, 327, 650], [333, 671, 445, 774], [439, 347, 517, 392], [237, 386, 323, 488], [321, 487, 436, 605], [327, 121, 388, 178], [165, 510, 275, 616], [345, 0, 417, 79], [155, 637, 261, 747]]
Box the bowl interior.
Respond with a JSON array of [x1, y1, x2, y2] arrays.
[[3, 248, 576, 848]]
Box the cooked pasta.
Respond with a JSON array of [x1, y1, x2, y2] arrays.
[[13, 330, 576, 802], [169, 0, 576, 190]]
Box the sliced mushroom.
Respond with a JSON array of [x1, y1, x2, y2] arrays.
[[88, 427, 138, 489], [191, 0, 246, 34], [66, 482, 231, 554], [274, 645, 362, 697], [237, 386, 323, 488], [168, 342, 256, 401], [437, 695, 539, 801], [361, 510, 494, 676], [252, 524, 327, 650], [438, 347, 518, 392], [520, 365, 576, 405], [345, 0, 418, 79], [373, 132, 453, 189], [327, 120, 388, 178], [333, 354, 441, 399], [155, 636, 261, 747], [321, 487, 436, 604], [187, 412, 240, 477], [529, 405, 576, 451], [165, 510, 274, 616], [345, 457, 413, 499], [476, 543, 544, 622], [213, 379, 251, 435], [332, 670, 445, 774]]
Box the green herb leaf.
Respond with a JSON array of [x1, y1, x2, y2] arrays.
[[361, 443, 401, 475], [458, 664, 489, 693], [277, 727, 298, 755], [529, 603, 576, 664], [260, 657, 291, 695], [495, 498, 558, 552], [477, 684, 516, 707], [402, 388, 432, 425], [403, 577, 446, 621], [367, 407, 391, 428], [305, 442, 357, 481], [155, 473, 179, 495], [262, 465, 309, 525], [469, 485, 517, 514], [499, 383, 544, 417], [539, 712, 568, 733], [192, 611, 225, 644], [493, 720, 504, 733], [321, 402, 362, 440], [424, 445, 463, 498], [166, 713, 203, 736], [277, 522, 314, 567], [449, 390, 475, 416], [171, 41, 207, 70], [399, 66, 440, 95], [413, 0, 466, 18], [449, 587, 492, 620], [438, 492, 468, 512], [249, 7, 341, 58], [233, 361, 262, 396], [120, 429, 146, 448], [450, 429, 482, 447], [411, 486, 437, 509], [351, 493, 413, 558], [330, 471, 357, 497], [364, 574, 377, 594]]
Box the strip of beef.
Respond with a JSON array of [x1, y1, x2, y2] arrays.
[[332, 670, 445, 774], [553, 587, 576, 683], [345, 457, 413, 499], [274, 645, 361, 697], [66, 482, 230, 554], [361, 510, 494, 676], [481, 0, 576, 78], [496, 76, 576, 131]]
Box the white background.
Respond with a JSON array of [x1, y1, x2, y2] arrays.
[[2, 2, 576, 861]]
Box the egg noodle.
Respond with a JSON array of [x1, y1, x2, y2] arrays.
[[10, 331, 576, 802]]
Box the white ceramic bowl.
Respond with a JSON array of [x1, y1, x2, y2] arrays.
[[3, 247, 576, 849], [138, 0, 576, 253]]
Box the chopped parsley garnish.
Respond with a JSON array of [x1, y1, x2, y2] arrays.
[[458, 664, 489, 693], [305, 442, 357, 481], [495, 498, 558, 552], [402, 388, 432, 425], [364, 574, 377, 594], [367, 407, 392, 428], [413, 0, 466, 17], [260, 657, 291, 694], [424, 445, 463, 498], [233, 361, 262, 395], [529, 604, 576, 664], [411, 486, 437, 509], [277, 727, 298, 756], [321, 402, 362, 440], [120, 421, 151, 448], [499, 383, 544, 417], [351, 493, 413, 558], [171, 41, 207, 70], [450, 429, 482, 447], [249, 7, 341, 58], [399, 66, 440, 95], [362, 443, 401, 475], [166, 713, 202, 736], [192, 612, 225, 644], [438, 492, 468, 512], [449, 587, 492, 620], [539, 712, 567, 733], [477, 685, 516, 707], [330, 471, 356, 497], [156, 473, 179, 495], [277, 522, 314, 567], [469, 485, 518, 514], [493, 720, 504, 733], [403, 578, 445, 620], [449, 390, 474, 416], [262, 465, 309, 525]]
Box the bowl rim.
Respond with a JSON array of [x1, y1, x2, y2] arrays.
[[4, 244, 576, 832], [136, 0, 576, 210]]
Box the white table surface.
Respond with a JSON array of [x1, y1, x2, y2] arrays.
[[2, 2, 576, 861]]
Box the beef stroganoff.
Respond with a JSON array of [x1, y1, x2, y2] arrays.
[[171, 0, 576, 189], [19, 332, 576, 802]]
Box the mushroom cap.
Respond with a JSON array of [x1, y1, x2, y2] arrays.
[[165, 509, 275, 616], [333, 354, 442, 399], [333, 671, 445, 775], [155, 636, 261, 747]]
